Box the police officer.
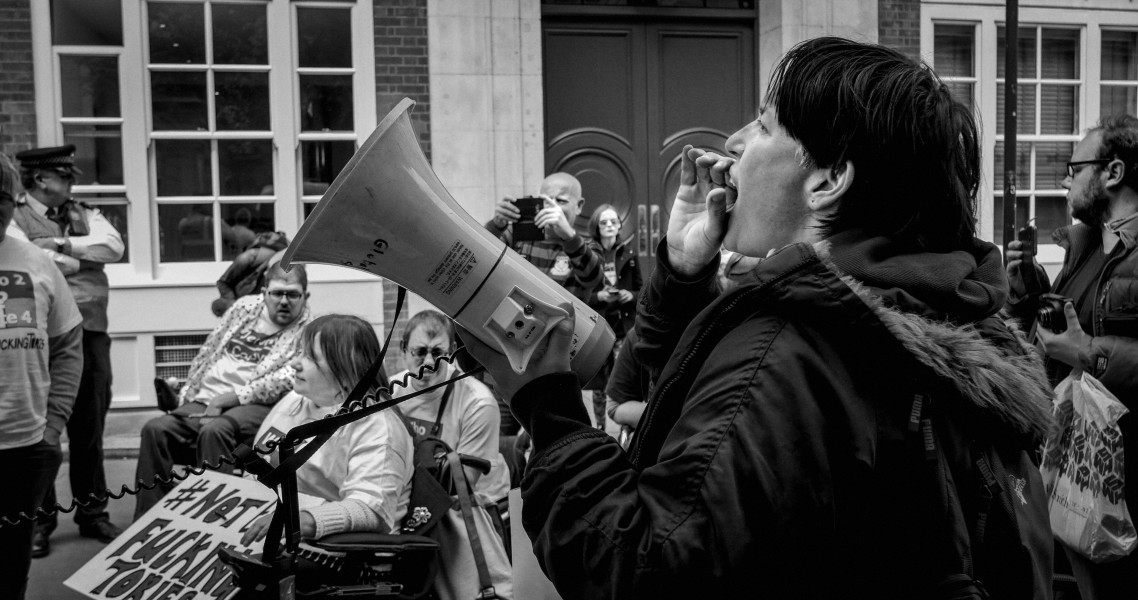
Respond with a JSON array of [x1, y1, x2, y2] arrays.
[[6, 145, 125, 556]]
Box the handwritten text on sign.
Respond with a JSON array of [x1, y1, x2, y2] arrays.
[[65, 471, 276, 600]]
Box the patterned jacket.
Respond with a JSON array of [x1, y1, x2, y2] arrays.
[[178, 294, 312, 406]]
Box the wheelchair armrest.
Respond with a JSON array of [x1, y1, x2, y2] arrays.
[[458, 454, 491, 475], [309, 532, 438, 554]]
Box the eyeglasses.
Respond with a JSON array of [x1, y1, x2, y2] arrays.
[[599, 219, 620, 226], [266, 290, 303, 300], [407, 345, 448, 360], [1066, 159, 1113, 178]]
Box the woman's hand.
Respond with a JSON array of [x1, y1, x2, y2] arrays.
[[666, 145, 735, 277], [458, 305, 575, 402], [241, 513, 273, 547]]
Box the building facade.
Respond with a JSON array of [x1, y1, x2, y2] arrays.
[[0, 0, 1131, 408]]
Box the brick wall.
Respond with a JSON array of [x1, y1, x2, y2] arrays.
[[374, 0, 430, 376], [0, 0, 37, 156], [878, 0, 921, 62]]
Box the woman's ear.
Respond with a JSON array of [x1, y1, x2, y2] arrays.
[[806, 160, 854, 214]]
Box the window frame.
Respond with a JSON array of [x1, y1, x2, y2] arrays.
[[31, 0, 377, 285], [923, 2, 1138, 267]]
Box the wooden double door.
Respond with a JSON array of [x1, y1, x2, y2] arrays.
[[543, 17, 755, 274]]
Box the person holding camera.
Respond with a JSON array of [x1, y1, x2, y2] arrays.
[[1005, 114, 1138, 599], [483, 172, 604, 303]]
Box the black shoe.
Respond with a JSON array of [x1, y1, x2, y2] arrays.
[[79, 519, 123, 543], [31, 530, 50, 558]]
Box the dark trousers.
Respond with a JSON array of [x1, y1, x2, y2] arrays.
[[38, 330, 113, 532], [0, 441, 63, 600], [133, 403, 270, 520]]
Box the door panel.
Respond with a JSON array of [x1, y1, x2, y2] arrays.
[[543, 18, 754, 277], [648, 25, 754, 224], [544, 25, 646, 234]]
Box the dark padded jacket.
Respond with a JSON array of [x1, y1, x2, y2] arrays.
[[1006, 219, 1138, 510], [511, 231, 1055, 599]]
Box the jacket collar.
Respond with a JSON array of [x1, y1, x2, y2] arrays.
[[736, 236, 1053, 440]]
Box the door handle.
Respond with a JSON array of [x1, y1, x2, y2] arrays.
[[638, 205, 649, 256], [650, 205, 661, 254]]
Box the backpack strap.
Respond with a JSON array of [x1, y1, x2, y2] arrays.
[[447, 451, 498, 600], [910, 392, 992, 600], [431, 382, 454, 437]]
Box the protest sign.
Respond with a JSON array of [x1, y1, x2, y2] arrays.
[[66, 471, 277, 600]]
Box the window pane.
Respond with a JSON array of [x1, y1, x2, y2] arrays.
[[155, 140, 211, 196], [993, 140, 1030, 192], [215, 72, 270, 131], [151, 71, 207, 131], [1036, 195, 1069, 242], [1039, 85, 1078, 135], [1101, 86, 1138, 118], [63, 124, 123, 186], [996, 83, 1035, 135], [1102, 31, 1138, 81], [301, 140, 354, 192], [1035, 141, 1075, 191], [159, 203, 214, 262], [297, 7, 352, 68], [934, 24, 974, 77], [52, 0, 122, 45], [1041, 29, 1079, 79], [997, 27, 1036, 78], [148, 2, 205, 64], [992, 196, 1030, 247], [212, 4, 268, 65], [946, 82, 974, 113], [60, 56, 120, 118], [81, 200, 129, 263], [299, 75, 354, 131], [220, 203, 275, 259], [218, 140, 273, 196]]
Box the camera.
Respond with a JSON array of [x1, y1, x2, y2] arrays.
[[1037, 293, 1073, 334], [512, 196, 544, 242]]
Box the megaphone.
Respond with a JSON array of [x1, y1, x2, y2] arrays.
[[282, 98, 615, 382]]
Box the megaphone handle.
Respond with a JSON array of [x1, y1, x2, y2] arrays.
[[484, 289, 570, 373]]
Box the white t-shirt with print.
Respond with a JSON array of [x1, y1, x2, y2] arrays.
[[391, 365, 511, 503], [0, 237, 82, 449]]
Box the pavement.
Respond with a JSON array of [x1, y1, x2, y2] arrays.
[[23, 394, 616, 599]]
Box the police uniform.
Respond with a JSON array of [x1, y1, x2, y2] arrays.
[[6, 145, 125, 550]]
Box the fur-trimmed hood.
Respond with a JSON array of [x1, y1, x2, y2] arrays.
[[812, 232, 1055, 441]]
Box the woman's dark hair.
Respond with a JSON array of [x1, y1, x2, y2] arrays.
[[766, 37, 980, 251], [400, 309, 456, 352], [587, 203, 620, 243], [300, 314, 384, 395], [1093, 114, 1138, 190]]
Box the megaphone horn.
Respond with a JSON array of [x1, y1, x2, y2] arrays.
[[282, 98, 614, 382]]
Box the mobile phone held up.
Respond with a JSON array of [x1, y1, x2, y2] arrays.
[[1017, 222, 1037, 257], [512, 196, 545, 242]]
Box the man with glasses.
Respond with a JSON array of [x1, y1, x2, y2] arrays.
[[0, 151, 83, 599], [4, 145, 126, 555], [133, 262, 313, 518], [390, 310, 510, 502], [1006, 114, 1138, 598]]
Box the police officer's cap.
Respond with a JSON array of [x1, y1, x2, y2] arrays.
[[15, 144, 83, 175]]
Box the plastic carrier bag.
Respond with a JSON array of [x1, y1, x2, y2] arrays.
[[1041, 370, 1137, 563]]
